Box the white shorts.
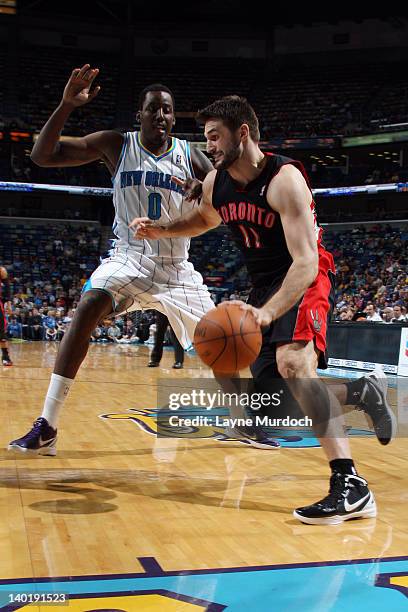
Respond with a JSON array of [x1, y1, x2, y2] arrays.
[[83, 248, 215, 349]]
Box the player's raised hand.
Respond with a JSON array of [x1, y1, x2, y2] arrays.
[[128, 217, 165, 240], [171, 176, 203, 202], [62, 64, 101, 108]]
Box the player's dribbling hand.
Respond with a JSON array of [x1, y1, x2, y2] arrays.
[[62, 64, 101, 108], [128, 217, 165, 239], [225, 300, 272, 327], [171, 176, 203, 202]]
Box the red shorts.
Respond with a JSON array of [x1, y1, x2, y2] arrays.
[[249, 246, 336, 378], [0, 299, 7, 340]]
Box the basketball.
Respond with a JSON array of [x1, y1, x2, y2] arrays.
[[193, 303, 262, 373]]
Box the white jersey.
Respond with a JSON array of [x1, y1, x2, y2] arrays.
[[111, 131, 196, 262]]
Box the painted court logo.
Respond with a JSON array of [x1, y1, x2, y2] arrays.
[[376, 571, 408, 599], [1, 556, 407, 610], [99, 407, 374, 448]]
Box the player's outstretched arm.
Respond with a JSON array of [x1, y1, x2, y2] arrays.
[[261, 165, 319, 323], [129, 170, 222, 239], [239, 165, 319, 327], [31, 64, 123, 172]]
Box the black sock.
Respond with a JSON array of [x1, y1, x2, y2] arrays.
[[345, 377, 366, 405], [1, 348, 9, 359], [330, 458, 357, 476]]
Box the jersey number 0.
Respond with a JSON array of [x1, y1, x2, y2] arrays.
[[147, 192, 162, 220]]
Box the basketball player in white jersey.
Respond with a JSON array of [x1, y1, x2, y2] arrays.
[[8, 64, 221, 455]]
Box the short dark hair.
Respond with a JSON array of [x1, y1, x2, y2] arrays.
[[138, 84, 175, 110], [197, 95, 260, 141]]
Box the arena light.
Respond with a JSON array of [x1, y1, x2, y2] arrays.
[[381, 122, 408, 129], [0, 0, 16, 14], [343, 131, 408, 146], [10, 131, 31, 142], [1, 181, 407, 198], [0, 182, 113, 197]]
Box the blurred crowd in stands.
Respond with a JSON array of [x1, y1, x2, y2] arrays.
[[255, 62, 408, 139], [1, 222, 100, 339], [4, 303, 157, 344], [2, 49, 408, 190], [326, 225, 408, 322], [1, 222, 407, 344], [4, 49, 408, 139]]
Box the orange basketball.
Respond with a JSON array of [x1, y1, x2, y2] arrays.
[[194, 303, 262, 373]]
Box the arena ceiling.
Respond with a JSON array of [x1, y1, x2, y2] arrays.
[[16, 1, 407, 27]]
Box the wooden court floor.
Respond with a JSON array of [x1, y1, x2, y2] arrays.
[[0, 342, 407, 611]]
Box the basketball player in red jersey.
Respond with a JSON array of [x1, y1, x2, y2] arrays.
[[130, 96, 395, 525], [0, 266, 13, 366]]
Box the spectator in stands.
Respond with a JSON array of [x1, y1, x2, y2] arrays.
[[43, 310, 57, 341], [337, 307, 354, 321], [364, 303, 383, 322], [113, 315, 125, 335], [17, 309, 29, 339], [92, 319, 115, 343], [33, 290, 43, 308], [336, 293, 350, 310], [392, 305, 406, 322], [54, 313, 66, 341], [7, 317, 23, 339], [107, 320, 122, 342], [62, 308, 75, 326], [116, 319, 138, 343], [381, 307, 394, 324], [91, 325, 103, 342], [28, 308, 43, 340]]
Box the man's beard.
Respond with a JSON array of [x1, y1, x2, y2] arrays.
[[216, 141, 241, 170]]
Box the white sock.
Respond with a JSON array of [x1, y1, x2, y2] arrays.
[[41, 373, 74, 429]]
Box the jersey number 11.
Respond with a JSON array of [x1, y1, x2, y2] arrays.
[[238, 224, 261, 248]]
